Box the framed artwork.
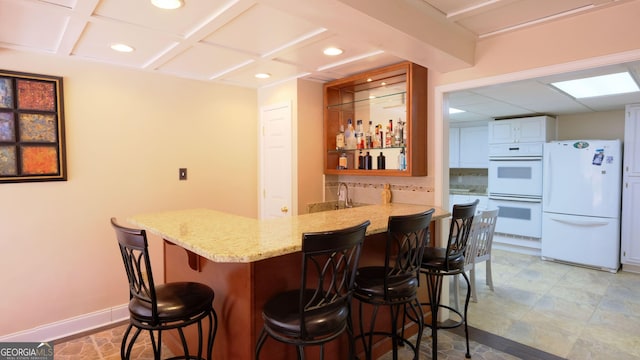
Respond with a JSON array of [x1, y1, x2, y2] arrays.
[[0, 70, 66, 183]]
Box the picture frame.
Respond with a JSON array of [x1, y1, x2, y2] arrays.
[[0, 70, 66, 183]]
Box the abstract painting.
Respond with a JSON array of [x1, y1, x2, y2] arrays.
[[0, 70, 66, 183]]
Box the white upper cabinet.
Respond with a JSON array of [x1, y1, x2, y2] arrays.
[[624, 104, 640, 177], [459, 126, 488, 168], [450, 125, 488, 168], [488, 116, 556, 144]]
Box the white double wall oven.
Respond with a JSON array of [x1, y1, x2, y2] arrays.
[[488, 142, 544, 238]]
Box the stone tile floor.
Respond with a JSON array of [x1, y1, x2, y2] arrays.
[[53, 249, 640, 359]]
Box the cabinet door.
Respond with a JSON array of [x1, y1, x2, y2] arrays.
[[518, 117, 548, 143], [488, 120, 516, 144], [449, 127, 460, 168], [624, 104, 640, 177], [459, 126, 488, 168], [622, 177, 640, 266]]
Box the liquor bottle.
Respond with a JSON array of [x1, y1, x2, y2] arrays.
[[345, 119, 357, 149], [394, 119, 402, 146], [336, 123, 345, 150], [377, 152, 386, 170], [366, 120, 374, 149], [385, 124, 392, 147], [364, 152, 373, 170], [356, 119, 364, 149], [397, 148, 406, 170], [373, 124, 381, 148], [358, 150, 365, 169], [338, 152, 348, 169]]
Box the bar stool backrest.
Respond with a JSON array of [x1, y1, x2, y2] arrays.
[[299, 220, 370, 338], [111, 218, 159, 324], [384, 209, 435, 299], [445, 200, 479, 271]]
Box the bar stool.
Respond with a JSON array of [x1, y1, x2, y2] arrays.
[[353, 209, 435, 360], [111, 218, 218, 360], [255, 220, 370, 359], [420, 200, 478, 360]]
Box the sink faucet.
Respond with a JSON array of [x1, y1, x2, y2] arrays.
[[337, 182, 353, 209]]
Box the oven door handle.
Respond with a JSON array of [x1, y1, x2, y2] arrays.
[[489, 195, 541, 203], [488, 156, 542, 161]]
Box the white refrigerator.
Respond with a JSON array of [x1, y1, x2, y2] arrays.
[[542, 139, 622, 272]]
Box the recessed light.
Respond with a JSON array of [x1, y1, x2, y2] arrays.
[[449, 108, 465, 114], [255, 73, 271, 79], [323, 47, 343, 56], [151, 0, 184, 10], [551, 72, 640, 98], [110, 43, 134, 53]]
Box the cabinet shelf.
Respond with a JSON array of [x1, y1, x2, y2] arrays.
[[323, 62, 428, 177]]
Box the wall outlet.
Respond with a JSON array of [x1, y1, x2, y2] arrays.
[[179, 168, 187, 180]]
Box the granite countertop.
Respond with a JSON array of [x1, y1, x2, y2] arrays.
[[449, 187, 488, 196], [129, 203, 449, 263]]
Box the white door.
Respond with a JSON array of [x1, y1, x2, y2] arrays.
[[260, 102, 293, 219], [624, 104, 640, 177]]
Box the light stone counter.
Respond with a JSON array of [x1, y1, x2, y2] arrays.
[[129, 203, 449, 263]]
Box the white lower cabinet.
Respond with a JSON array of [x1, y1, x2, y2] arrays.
[[622, 178, 640, 267]]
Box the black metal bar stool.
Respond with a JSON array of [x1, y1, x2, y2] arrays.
[[111, 218, 218, 360], [353, 209, 435, 360], [420, 200, 478, 360], [255, 220, 370, 359]]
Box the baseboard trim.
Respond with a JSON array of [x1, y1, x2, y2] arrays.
[[0, 304, 129, 342]]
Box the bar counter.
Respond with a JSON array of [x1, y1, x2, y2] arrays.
[[129, 203, 449, 359]]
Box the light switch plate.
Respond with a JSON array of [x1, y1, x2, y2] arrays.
[[179, 168, 187, 180]]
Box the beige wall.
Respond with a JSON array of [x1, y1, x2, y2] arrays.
[[0, 50, 257, 337], [556, 110, 625, 140]]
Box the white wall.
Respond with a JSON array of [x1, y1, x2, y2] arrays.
[[0, 50, 257, 338]]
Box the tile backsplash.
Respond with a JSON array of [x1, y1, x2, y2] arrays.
[[324, 174, 435, 207]]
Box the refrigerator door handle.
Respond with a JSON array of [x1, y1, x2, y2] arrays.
[[548, 216, 610, 227]]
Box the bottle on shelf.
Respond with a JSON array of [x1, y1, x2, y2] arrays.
[[377, 152, 385, 170], [373, 124, 382, 148], [356, 119, 364, 149], [358, 150, 364, 169], [366, 120, 374, 149], [394, 118, 404, 146], [364, 152, 372, 170], [345, 119, 357, 150], [397, 148, 406, 171], [338, 152, 348, 169], [385, 122, 393, 148], [336, 123, 345, 150]]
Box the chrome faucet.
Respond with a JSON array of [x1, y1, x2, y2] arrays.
[[337, 182, 353, 209]]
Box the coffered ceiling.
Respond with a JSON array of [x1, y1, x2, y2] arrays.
[[1, 0, 637, 118]]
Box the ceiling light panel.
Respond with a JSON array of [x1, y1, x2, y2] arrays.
[[551, 72, 640, 98]]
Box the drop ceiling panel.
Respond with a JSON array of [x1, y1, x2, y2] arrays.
[[274, 34, 385, 72], [93, 0, 232, 37], [201, 3, 323, 56], [72, 21, 177, 67], [219, 59, 305, 87], [157, 43, 254, 79], [0, 0, 69, 52], [457, 0, 595, 35]]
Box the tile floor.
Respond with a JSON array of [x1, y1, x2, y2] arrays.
[[463, 249, 640, 360], [53, 249, 640, 359]]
